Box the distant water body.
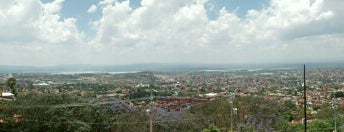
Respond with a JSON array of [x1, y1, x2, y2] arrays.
[[52, 71, 141, 75], [202, 67, 297, 72], [201, 69, 244, 72], [2, 63, 343, 73]]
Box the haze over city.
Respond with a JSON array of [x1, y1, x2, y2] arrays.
[[0, 0, 343, 66]]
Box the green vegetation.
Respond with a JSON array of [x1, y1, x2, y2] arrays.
[[0, 94, 126, 131], [0, 93, 343, 131], [202, 124, 220, 132], [331, 91, 344, 98], [6, 77, 17, 97]]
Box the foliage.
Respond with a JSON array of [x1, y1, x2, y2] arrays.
[[6, 78, 16, 89], [281, 111, 294, 122], [0, 94, 114, 131], [6, 77, 17, 96], [331, 91, 344, 98], [308, 120, 333, 131], [202, 124, 220, 132], [0, 93, 343, 131], [283, 100, 297, 111]]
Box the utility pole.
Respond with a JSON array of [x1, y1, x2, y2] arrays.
[[230, 100, 233, 132], [303, 64, 307, 132], [333, 99, 337, 132], [229, 92, 234, 132], [146, 87, 154, 132], [147, 74, 154, 132], [149, 113, 153, 132], [149, 87, 153, 132]]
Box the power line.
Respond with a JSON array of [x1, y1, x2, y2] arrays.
[[0, 100, 123, 109], [0, 96, 155, 109], [0, 127, 21, 132], [22, 119, 147, 125], [0, 94, 184, 109], [7, 113, 281, 125], [16, 117, 202, 125]]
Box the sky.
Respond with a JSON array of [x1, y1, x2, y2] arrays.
[[0, 0, 343, 66]]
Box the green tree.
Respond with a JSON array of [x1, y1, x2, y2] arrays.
[[331, 91, 344, 98], [283, 100, 296, 111], [202, 124, 220, 132], [6, 77, 17, 97], [281, 111, 294, 122], [308, 120, 332, 131], [6, 77, 16, 89], [0, 93, 101, 131]]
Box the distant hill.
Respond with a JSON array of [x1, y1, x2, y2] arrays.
[[0, 64, 206, 73], [1, 63, 343, 73]]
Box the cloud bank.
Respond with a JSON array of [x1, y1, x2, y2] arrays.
[[0, 0, 343, 66]]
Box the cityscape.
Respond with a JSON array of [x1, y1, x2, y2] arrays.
[[1, 64, 344, 131], [1, 0, 344, 131]]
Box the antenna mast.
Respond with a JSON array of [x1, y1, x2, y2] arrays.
[[303, 64, 307, 131]]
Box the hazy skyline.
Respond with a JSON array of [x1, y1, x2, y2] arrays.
[[0, 0, 343, 66]]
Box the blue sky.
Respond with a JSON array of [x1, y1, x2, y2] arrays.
[[42, 0, 270, 37], [0, 0, 343, 66]]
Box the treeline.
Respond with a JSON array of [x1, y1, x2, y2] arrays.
[[0, 94, 343, 131]]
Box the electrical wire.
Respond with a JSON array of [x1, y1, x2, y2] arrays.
[[0, 100, 122, 109], [12, 117, 203, 125], [0, 96, 170, 109]]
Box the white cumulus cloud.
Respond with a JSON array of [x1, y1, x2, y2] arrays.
[[1, 0, 344, 65], [87, 5, 97, 13], [0, 0, 83, 66], [84, 0, 344, 64]]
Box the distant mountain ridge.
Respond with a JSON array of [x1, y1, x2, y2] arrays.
[[0, 64, 206, 73], [1, 63, 344, 73]]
